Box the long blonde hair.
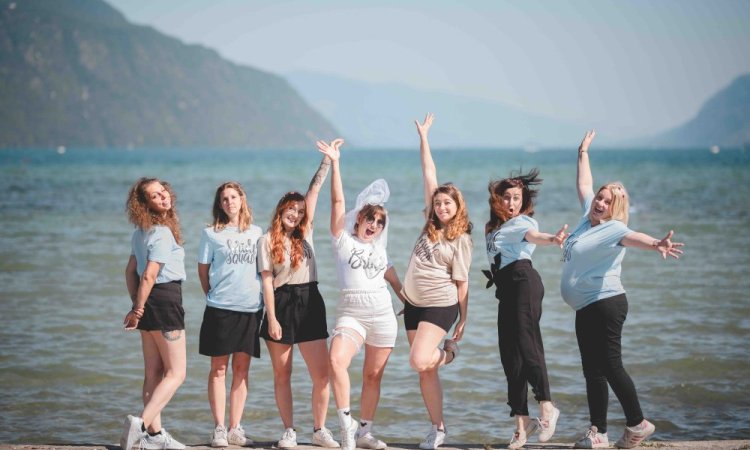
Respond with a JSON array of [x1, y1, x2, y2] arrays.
[[212, 181, 252, 232], [126, 177, 183, 244], [423, 183, 472, 242]]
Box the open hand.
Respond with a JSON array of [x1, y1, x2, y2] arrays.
[[316, 138, 344, 161], [415, 113, 434, 138], [579, 130, 596, 152], [656, 230, 685, 259]]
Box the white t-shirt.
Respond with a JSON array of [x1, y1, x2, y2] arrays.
[[332, 232, 390, 291], [197, 225, 263, 313]]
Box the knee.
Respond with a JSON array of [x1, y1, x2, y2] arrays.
[[210, 364, 228, 380], [362, 367, 385, 386], [144, 367, 164, 382], [409, 352, 433, 373], [329, 352, 349, 374]]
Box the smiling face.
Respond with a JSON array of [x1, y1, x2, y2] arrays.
[[502, 186, 524, 219], [220, 187, 242, 222], [589, 188, 613, 225], [281, 200, 306, 233], [433, 192, 458, 225], [144, 182, 171, 214]]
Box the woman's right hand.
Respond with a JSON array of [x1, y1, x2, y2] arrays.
[[415, 113, 434, 139], [123, 309, 141, 330], [579, 130, 596, 152], [268, 317, 283, 341], [316, 138, 344, 161]]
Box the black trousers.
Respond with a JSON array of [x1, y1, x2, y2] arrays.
[[495, 259, 551, 417], [575, 294, 644, 432]]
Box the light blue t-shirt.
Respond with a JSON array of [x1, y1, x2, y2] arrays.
[[131, 225, 186, 284], [485, 215, 538, 270], [197, 225, 263, 313], [560, 193, 632, 311]]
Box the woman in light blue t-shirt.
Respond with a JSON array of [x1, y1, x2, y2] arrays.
[[484, 169, 568, 449], [198, 181, 263, 448], [121, 177, 187, 450], [562, 131, 684, 450]]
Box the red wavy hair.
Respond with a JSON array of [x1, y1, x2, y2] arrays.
[[269, 192, 308, 269]]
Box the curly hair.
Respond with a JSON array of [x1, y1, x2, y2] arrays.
[[485, 168, 542, 234], [423, 183, 472, 242], [212, 181, 253, 232], [269, 191, 308, 269], [592, 182, 629, 225], [126, 177, 183, 244]]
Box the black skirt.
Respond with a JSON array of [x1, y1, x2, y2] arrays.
[[199, 306, 263, 358], [260, 281, 329, 345], [137, 281, 185, 332]]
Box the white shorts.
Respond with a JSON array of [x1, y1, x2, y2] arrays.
[[334, 288, 398, 348]]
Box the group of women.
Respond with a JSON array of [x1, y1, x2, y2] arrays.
[[119, 116, 683, 450]]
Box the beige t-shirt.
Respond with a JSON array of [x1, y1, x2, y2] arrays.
[[402, 232, 473, 307], [258, 231, 317, 288]]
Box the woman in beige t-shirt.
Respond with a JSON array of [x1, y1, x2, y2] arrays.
[[257, 152, 340, 449], [402, 113, 473, 450]]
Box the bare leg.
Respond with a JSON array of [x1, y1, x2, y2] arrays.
[[229, 352, 251, 429], [329, 328, 363, 410], [208, 355, 229, 427], [407, 323, 449, 429], [360, 345, 392, 421], [141, 330, 187, 430], [299, 339, 331, 429], [266, 341, 294, 428], [141, 331, 165, 433]]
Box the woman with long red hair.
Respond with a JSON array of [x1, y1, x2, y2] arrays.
[[257, 152, 339, 449]]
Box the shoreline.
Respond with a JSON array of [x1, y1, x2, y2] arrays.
[[2, 441, 750, 450]]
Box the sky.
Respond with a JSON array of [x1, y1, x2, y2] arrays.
[[105, 0, 750, 139]]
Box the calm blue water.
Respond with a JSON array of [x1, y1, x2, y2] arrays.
[[0, 147, 749, 444]]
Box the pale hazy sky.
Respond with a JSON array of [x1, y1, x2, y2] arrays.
[[106, 0, 750, 138]]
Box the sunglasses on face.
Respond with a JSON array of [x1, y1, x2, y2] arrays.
[[365, 217, 386, 229]]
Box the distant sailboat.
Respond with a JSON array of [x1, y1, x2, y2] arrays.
[[710, 145, 720, 154]]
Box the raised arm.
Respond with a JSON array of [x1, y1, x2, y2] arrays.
[[317, 139, 345, 237], [577, 130, 596, 206], [621, 229, 684, 259], [304, 150, 333, 230], [415, 113, 438, 219]]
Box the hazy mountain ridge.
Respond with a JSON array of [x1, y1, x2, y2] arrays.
[[286, 71, 585, 149], [647, 74, 750, 149], [0, 0, 338, 149]]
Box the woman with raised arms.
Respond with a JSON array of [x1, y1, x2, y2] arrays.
[[197, 181, 263, 447], [317, 139, 407, 450], [121, 177, 187, 450], [402, 113, 473, 450], [563, 131, 683, 449], [257, 151, 339, 449], [484, 169, 568, 449]]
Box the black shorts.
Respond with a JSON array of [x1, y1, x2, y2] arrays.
[[403, 301, 459, 333], [199, 306, 263, 358], [260, 281, 329, 345], [138, 281, 185, 332]]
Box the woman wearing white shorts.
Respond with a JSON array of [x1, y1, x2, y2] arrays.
[[317, 139, 407, 450]]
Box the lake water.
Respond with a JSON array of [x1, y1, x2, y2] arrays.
[[1, 147, 749, 445]]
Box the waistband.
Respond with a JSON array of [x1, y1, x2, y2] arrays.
[[275, 281, 318, 292]]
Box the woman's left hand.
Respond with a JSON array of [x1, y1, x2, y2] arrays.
[[123, 310, 140, 330], [452, 318, 466, 342], [552, 224, 569, 248], [656, 230, 685, 259]]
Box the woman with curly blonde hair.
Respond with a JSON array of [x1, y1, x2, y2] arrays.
[[120, 177, 187, 450], [198, 181, 263, 447], [402, 114, 473, 450], [257, 152, 339, 449]]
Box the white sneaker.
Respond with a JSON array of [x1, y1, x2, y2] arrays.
[[418, 425, 445, 450], [120, 415, 145, 450], [340, 419, 358, 450], [355, 430, 387, 450], [140, 429, 186, 450], [212, 425, 229, 448], [228, 425, 253, 446], [574, 426, 609, 449], [508, 419, 539, 450], [278, 428, 297, 449], [615, 419, 655, 449], [312, 427, 341, 448], [537, 406, 560, 443]]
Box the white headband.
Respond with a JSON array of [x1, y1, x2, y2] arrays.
[[344, 178, 390, 248]]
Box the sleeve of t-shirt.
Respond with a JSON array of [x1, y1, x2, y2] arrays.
[[146, 227, 171, 263], [608, 221, 633, 247], [451, 234, 473, 281], [333, 231, 349, 253], [257, 235, 274, 272], [197, 228, 213, 264], [130, 231, 137, 256], [583, 192, 594, 216], [503, 216, 537, 243]]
